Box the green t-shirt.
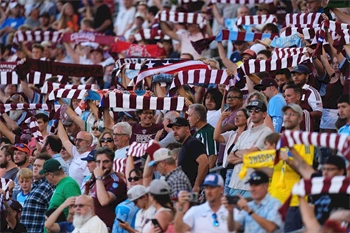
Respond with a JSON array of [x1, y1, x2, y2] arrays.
[[48, 176, 81, 217], [193, 123, 218, 156]]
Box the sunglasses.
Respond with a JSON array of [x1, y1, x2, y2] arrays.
[[100, 138, 113, 143], [128, 176, 141, 182], [248, 109, 261, 113], [212, 213, 219, 227], [91, 127, 98, 131], [14, 143, 26, 148]]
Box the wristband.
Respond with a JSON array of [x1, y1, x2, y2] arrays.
[[248, 210, 255, 215]]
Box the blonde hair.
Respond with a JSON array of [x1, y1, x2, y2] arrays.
[[17, 168, 33, 180]]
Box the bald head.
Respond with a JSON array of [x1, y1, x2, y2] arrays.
[[76, 194, 94, 206], [164, 111, 180, 122], [76, 131, 93, 153]]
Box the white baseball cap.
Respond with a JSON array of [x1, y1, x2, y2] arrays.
[[127, 185, 147, 202], [146, 179, 170, 195], [147, 148, 173, 167]]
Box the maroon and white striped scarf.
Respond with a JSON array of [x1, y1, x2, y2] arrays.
[[0, 71, 67, 85], [136, 60, 209, 85], [134, 29, 170, 41], [48, 89, 88, 101], [61, 32, 116, 45], [236, 14, 276, 26], [116, 58, 147, 69], [101, 92, 186, 111], [157, 11, 206, 28], [25, 117, 44, 144], [0, 178, 11, 202], [283, 13, 322, 27], [13, 31, 63, 45], [170, 69, 233, 90], [0, 103, 57, 113], [279, 176, 350, 221], [41, 82, 97, 94], [0, 61, 18, 72], [210, 0, 273, 4], [49, 105, 66, 135], [277, 130, 350, 161], [271, 47, 307, 60], [127, 140, 156, 157], [240, 54, 309, 75], [280, 27, 318, 40]]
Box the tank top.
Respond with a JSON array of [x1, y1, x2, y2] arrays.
[[323, 77, 343, 109], [141, 207, 172, 233]]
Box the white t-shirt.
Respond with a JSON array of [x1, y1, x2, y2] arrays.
[[72, 215, 108, 233], [114, 7, 136, 36], [134, 205, 156, 231], [114, 146, 129, 159], [207, 110, 222, 128], [69, 146, 90, 187]]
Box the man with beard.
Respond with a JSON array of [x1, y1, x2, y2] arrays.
[[167, 117, 209, 193], [175, 173, 238, 233], [130, 110, 163, 143], [269, 104, 315, 233], [88, 147, 127, 231], [72, 195, 108, 233], [58, 121, 92, 186], [11, 144, 31, 170], [40, 135, 72, 175], [0, 144, 18, 180], [337, 94, 350, 135], [21, 154, 55, 233], [39, 159, 81, 218], [38, 12, 56, 32]]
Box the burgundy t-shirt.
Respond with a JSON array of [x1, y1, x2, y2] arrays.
[[88, 172, 127, 230], [339, 58, 350, 94], [130, 123, 163, 144]]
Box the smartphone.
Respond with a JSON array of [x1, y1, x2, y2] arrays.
[[151, 219, 164, 232], [188, 192, 199, 203], [116, 218, 125, 223], [226, 195, 240, 205], [224, 104, 230, 112]]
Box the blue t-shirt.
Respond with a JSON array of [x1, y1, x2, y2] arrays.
[[0, 17, 25, 44], [268, 93, 286, 133], [58, 221, 74, 233], [112, 199, 139, 233], [339, 124, 350, 135], [17, 190, 29, 207]]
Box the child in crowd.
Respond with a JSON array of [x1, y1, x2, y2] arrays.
[[16, 168, 33, 207]]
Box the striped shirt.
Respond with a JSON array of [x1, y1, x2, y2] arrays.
[[194, 123, 218, 156]]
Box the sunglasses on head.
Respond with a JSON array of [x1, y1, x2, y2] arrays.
[[100, 138, 113, 143], [14, 143, 26, 148], [128, 176, 141, 182]]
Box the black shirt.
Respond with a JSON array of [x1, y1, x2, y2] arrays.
[[3, 222, 27, 233], [93, 4, 113, 33], [177, 136, 207, 187]]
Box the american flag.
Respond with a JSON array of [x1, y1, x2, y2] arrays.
[[127, 140, 156, 157], [134, 29, 170, 41]]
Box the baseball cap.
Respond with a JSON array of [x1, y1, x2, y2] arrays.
[[291, 64, 310, 74], [148, 148, 174, 167], [102, 57, 115, 67], [9, 200, 22, 212], [9, 2, 19, 10], [324, 156, 346, 172], [127, 185, 148, 201], [282, 104, 303, 117], [11, 143, 30, 154], [118, 111, 136, 120], [254, 78, 278, 91], [135, 12, 145, 20], [245, 171, 269, 185], [6, 93, 26, 104], [230, 51, 242, 63], [167, 117, 190, 128], [255, 38, 272, 49], [147, 179, 171, 195], [246, 100, 267, 112], [202, 173, 224, 187], [81, 150, 96, 162], [162, 0, 172, 8], [39, 159, 62, 175], [241, 49, 256, 59], [63, 118, 74, 126]]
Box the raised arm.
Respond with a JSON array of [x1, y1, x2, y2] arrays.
[[160, 21, 180, 41], [57, 120, 74, 156], [0, 120, 15, 143], [331, 8, 350, 24], [217, 41, 237, 72], [142, 155, 154, 187], [63, 42, 80, 63], [214, 111, 231, 143], [58, 99, 85, 130], [211, 4, 224, 26], [299, 196, 320, 232], [45, 197, 76, 233]]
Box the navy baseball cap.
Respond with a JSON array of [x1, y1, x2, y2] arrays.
[[202, 173, 224, 187], [254, 78, 278, 91], [291, 64, 310, 74], [81, 150, 96, 162], [230, 51, 241, 63]]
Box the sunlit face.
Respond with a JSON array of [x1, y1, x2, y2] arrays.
[[205, 94, 216, 111], [226, 91, 242, 108], [128, 171, 143, 188], [204, 186, 223, 203], [234, 110, 248, 127], [307, 0, 320, 13], [100, 133, 114, 149], [172, 126, 190, 143], [18, 178, 33, 193], [283, 108, 302, 130], [113, 126, 129, 149], [33, 158, 45, 179], [187, 108, 199, 128], [248, 107, 266, 124], [75, 132, 91, 154], [95, 153, 113, 175], [32, 48, 43, 59], [237, 6, 249, 17], [138, 110, 154, 127], [13, 150, 28, 167], [284, 88, 300, 105], [250, 183, 268, 201], [37, 119, 48, 133]]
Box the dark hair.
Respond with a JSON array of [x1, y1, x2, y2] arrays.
[[257, 50, 272, 59], [261, 23, 279, 34], [0, 144, 14, 161], [36, 153, 52, 161], [264, 133, 281, 146], [32, 43, 44, 52], [284, 84, 303, 96], [180, 53, 194, 60], [45, 208, 67, 222], [46, 135, 63, 153], [337, 94, 350, 105], [35, 113, 49, 122], [238, 108, 249, 119], [129, 168, 143, 178], [0, 137, 11, 145], [275, 68, 292, 79], [150, 193, 175, 213], [166, 142, 182, 150], [203, 88, 223, 111], [335, 117, 347, 130], [226, 87, 243, 99], [148, 6, 159, 16], [95, 147, 115, 161]]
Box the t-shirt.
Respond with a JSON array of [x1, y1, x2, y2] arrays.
[[3, 222, 27, 233], [270, 145, 314, 206], [72, 215, 108, 233], [134, 205, 156, 231], [207, 110, 222, 128], [194, 123, 218, 156], [88, 172, 127, 230], [49, 176, 81, 217], [58, 221, 74, 233], [114, 7, 136, 36], [130, 123, 163, 143], [338, 124, 350, 136], [69, 146, 90, 186], [268, 93, 286, 133], [94, 4, 114, 32], [178, 136, 207, 186], [16, 190, 29, 207], [178, 31, 204, 60], [115, 146, 129, 159], [112, 199, 139, 233], [2, 167, 19, 180]]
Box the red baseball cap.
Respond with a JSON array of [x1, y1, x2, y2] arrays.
[[11, 143, 30, 154]]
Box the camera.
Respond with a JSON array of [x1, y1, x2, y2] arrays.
[[188, 192, 199, 203], [226, 195, 240, 205]]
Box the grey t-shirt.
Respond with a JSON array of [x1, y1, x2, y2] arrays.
[[2, 167, 19, 181]]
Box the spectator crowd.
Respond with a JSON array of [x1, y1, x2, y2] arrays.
[[0, 0, 350, 232]]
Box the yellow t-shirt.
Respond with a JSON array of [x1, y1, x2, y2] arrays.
[[269, 145, 314, 206]]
